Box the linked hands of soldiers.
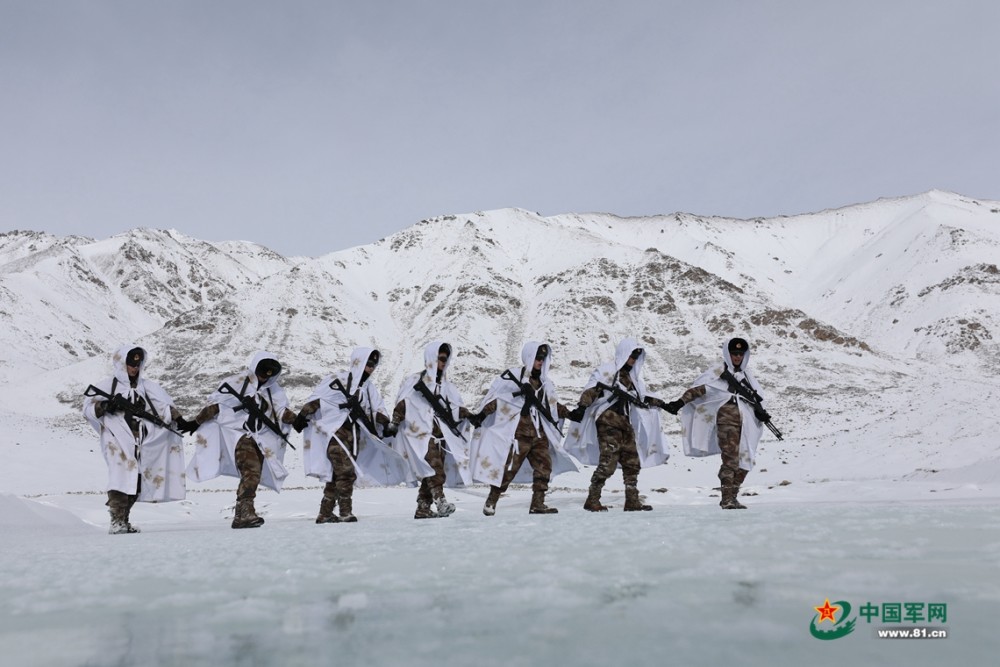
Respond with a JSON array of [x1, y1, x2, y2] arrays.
[[664, 399, 685, 415], [566, 405, 586, 422], [175, 417, 199, 434], [292, 414, 309, 433], [382, 422, 398, 437]]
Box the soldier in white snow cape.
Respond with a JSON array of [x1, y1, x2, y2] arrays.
[[468, 341, 578, 515], [661, 337, 768, 509], [82, 345, 193, 534], [390, 340, 473, 519], [293, 346, 409, 523], [564, 337, 669, 512], [186, 351, 296, 528]]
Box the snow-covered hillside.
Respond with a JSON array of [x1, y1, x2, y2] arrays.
[[2, 190, 999, 498]]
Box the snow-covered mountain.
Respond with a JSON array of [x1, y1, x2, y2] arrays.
[[2, 190, 999, 495]]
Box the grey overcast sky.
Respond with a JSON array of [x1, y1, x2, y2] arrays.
[[2, 1, 998, 256]]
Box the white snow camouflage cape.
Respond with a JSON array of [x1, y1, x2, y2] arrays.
[[679, 338, 765, 471], [82, 345, 186, 501], [468, 341, 579, 485], [186, 351, 292, 492], [301, 346, 412, 487], [390, 340, 471, 486], [563, 337, 668, 467]]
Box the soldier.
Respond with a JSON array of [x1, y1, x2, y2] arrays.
[[564, 337, 669, 512], [186, 351, 296, 528], [661, 337, 770, 509], [82, 345, 194, 534], [390, 341, 473, 519], [293, 347, 397, 524], [469, 341, 578, 515]]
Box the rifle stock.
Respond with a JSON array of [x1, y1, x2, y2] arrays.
[[500, 369, 563, 436], [330, 378, 380, 436], [718, 369, 784, 441], [412, 376, 467, 442], [219, 382, 297, 450]]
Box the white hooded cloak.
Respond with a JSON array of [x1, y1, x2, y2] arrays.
[[185, 350, 292, 492], [468, 340, 579, 485], [563, 337, 668, 467], [391, 340, 472, 486], [679, 338, 765, 471], [82, 345, 186, 501], [301, 346, 412, 486]]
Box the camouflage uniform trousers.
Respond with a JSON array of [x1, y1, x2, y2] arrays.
[[716, 401, 748, 491], [320, 427, 358, 518], [235, 435, 265, 505], [417, 437, 448, 505], [591, 420, 642, 490], [494, 434, 552, 495]]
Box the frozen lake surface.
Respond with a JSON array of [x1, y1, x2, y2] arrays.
[[2, 488, 997, 666]]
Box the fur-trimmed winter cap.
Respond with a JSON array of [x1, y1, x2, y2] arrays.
[[728, 338, 749, 354], [255, 358, 282, 378], [125, 348, 144, 367]]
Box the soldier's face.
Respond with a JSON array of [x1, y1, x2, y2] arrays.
[[533, 358, 544, 370], [731, 352, 744, 366], [126, 363, 140, 378], [437, 354, 449, 371]]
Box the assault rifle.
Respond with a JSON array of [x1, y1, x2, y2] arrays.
[[84, 384, 184, 437], [413, 373, 467, 442], [219, 382, 297, 450], [501, 369, 563, 436], [719, 368, 784, 441], [330, 378, 379, 436], [594, 381, 650, 411]]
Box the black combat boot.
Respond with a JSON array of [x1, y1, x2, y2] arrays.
[[529, 490, 558, 514], [623, 485, 652, 511], [483, 487, 501, 516]]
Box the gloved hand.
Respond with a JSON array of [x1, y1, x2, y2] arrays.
[[664, 399, 685, 415], [238, 395, 257, 412], [753, 405, 771, 423], [467, 412, 485, 428], [382, 422, 399, 438], [132, 395, 146, 412], [567, 405, 587, 423], [292, 414, 309, 433], [175, 417, 199, 434], [105, 395, 128, 414]]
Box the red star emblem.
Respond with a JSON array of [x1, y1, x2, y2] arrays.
[[814, 598, 839, 624]]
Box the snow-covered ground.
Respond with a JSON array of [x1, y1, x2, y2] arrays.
[[3, 483, 997, 667]]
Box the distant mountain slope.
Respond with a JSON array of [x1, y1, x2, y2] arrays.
[[3, 191, 999, 487]]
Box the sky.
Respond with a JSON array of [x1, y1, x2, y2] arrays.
[[1, 0, 998, 257]]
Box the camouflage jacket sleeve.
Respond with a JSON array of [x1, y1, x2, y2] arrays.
[[680, 385, 707, 405], [579, 386, 600, 408]]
